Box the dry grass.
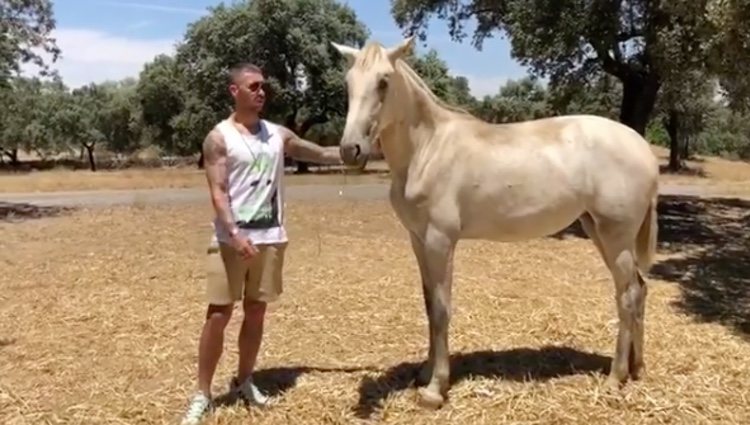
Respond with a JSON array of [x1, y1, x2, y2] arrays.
[[0, 197, 748, 424], [0, 164, 390, 193], [652, 146, 750, 194]]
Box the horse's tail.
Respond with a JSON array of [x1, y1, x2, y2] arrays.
[[635, 194, 658, 273]]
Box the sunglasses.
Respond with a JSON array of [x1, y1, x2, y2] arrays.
[[246, 81, 268, 92]]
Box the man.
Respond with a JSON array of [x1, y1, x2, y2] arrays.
[[181, 63, 343, 425]]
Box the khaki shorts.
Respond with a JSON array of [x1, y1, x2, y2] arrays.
[[206, 241, 287, 305]]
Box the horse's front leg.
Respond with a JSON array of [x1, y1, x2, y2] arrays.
[[417, 224, 456, 409], [409, 231, 435, 386]]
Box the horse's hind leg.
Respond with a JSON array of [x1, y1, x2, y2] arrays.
[[627, 270, 647, 380], [589, 216, 647, 386], [579, 213, 610, 269]]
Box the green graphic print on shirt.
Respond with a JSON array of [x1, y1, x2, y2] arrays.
[[235, 150, 280, 229]]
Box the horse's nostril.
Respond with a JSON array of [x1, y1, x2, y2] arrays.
[[354, 144, 361, 158]]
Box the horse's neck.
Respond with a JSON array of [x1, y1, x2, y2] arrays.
[[378, 63, 447, 176]]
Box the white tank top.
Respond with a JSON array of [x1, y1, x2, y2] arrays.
[[212, 118, 288, 246]]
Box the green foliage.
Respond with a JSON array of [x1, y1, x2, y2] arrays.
[[646, 120, 670, 148], [693, 108, 750, 159], [705, 0, 750, 111], [472, 77, 551, 123], [0, 76, 68, 161], [1, 0, 749, 171], [171, 0, 369, 154], [0, 0, 60, 86], [136, 55, 184, 153], [405, 49, 474, 107], [392, 0, 750, 135], [547, 73, 622, 120]]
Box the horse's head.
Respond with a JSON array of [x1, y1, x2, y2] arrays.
[[331, 36, 415, 166]]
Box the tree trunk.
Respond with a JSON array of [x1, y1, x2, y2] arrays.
[[296, 115, 329, 174], [85, 143, 97, 172], [682, 135, 690, 160], [299, 115, 326, 136], [664, 109, 682, 172], [3, 148, 19, 165], [282, 110, 312, 174], [619, 75, 661, 135], [295, 161, 310, 174]]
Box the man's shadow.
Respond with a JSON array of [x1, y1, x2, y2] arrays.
[[211, 365, 379, 408], [353, 345, 611, 419]]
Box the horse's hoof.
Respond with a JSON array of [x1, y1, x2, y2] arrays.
[[605, 374, 624, 392], [629, 363, 645, 381], [417, 387, 444, 409]]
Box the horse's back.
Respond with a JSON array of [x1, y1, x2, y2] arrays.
[[500, 114, 659, 193]]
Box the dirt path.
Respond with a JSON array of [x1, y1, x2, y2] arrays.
[[0, 184, 388, 207], [1, 182, 746, 209]]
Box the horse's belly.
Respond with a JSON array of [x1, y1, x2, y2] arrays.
[[460, 196, 584, 242]]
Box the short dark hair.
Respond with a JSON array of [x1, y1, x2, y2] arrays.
[[227, 62, 263, 84]]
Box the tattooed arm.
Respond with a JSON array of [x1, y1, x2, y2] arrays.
[[204, 128, 258, 259], [280, 126, 343, 165], [203, 128, 236, 235]]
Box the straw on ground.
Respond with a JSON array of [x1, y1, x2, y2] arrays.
[[0, 197, 747, 424]]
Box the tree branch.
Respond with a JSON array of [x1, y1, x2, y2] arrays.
[[593, 43, 630, 80], [298, 113, 327, 137]]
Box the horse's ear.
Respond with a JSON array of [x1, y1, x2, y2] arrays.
[[386, 35, 415, 61], [331, 42, 359, 67]]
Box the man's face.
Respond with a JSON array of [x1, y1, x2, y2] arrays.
[[230, 70, 266, 111]]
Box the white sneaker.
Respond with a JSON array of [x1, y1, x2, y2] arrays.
[[230, 376, 270, 407], [180, 392, 212, 425]]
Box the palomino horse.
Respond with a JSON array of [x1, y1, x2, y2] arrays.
[[331, 36, 660, 408]]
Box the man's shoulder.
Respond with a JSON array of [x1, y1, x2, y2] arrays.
[[203, 123, 228, 155], [207, 119, 234, 142], [260, 119, 291, 138], [205, 126, 225, 144]]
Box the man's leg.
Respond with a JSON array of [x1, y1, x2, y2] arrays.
[[182, 243, 245, 425], [237, 299, 266, 383], [232, 242, 286, 405], [198, 303, 233, 396]]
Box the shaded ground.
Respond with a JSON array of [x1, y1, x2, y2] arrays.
[[0, 201, 74, 223], [652, 195, 750, 337], [1, 200, 748, 424], [353, 345, 611, 419], [553, 194, 750, 339]]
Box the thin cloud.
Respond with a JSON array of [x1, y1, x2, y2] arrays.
[[97, 1, 207, 15], [127, 20, 153, 30]]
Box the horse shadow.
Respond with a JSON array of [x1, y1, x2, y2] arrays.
[[551, 194, 750, 339], [353, 345, 611, 419]]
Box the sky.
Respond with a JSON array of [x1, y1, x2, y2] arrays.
[[28, 0, 531, 98]]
